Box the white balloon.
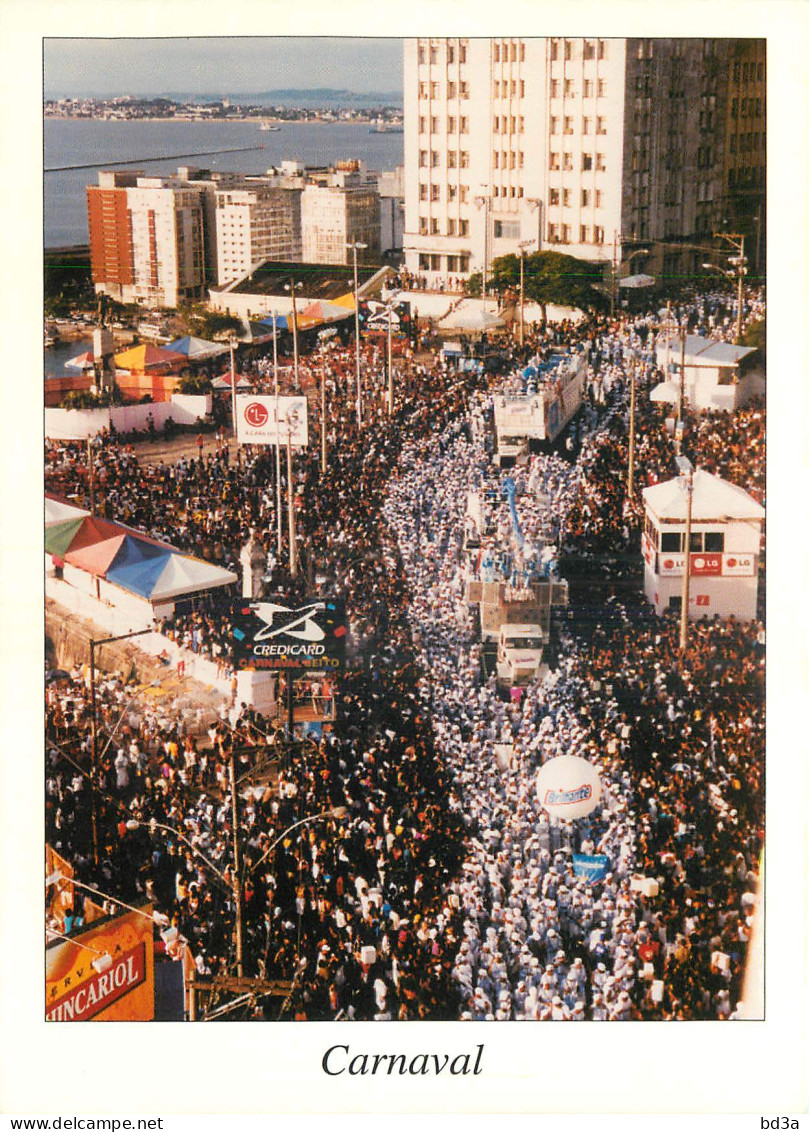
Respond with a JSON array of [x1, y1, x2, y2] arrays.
[[536, 755, 602, 820]]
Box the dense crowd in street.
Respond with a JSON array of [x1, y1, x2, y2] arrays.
[[45, 283, 766, 1020]]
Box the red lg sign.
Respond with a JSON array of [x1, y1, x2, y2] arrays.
[[244, 402, 269, 427]]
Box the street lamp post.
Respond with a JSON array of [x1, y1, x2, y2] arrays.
[[88, 628, 152, 864], [229, 332, 239, 442], [272, 310, 283, 558], [627, 357, 637, 501], [346, 242, 368, 426], [611, 242, 650, 320], [284, 281, 303, 391], [286, 418, 297, 578], [676, 455, 695, 655], [517, 240, 535, 347], [249, 806, 348, 878], [386, 292, 399, 415], [474, 192, 490, 310]]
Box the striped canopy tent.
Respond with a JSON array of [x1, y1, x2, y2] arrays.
[[211, 373, 252, 390], [240, 320, 275, 344], [331, 292, 357, 310], [166, 336, 228, 360], [113, 344, 187, 373], [297, 300, 355, 330], [44, 509, 237, 602]]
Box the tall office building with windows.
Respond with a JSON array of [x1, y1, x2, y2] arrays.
[[403, 37, 765, 287]]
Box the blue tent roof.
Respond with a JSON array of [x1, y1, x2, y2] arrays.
[[258, 314, 289, 330], [166, 335, 227, 359], [106, 536, 174, 598]]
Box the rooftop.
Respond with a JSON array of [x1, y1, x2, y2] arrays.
[[216, 260, 389, 301]]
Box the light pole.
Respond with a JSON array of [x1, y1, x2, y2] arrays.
[[284, 280, 303, 391], [474, 192, 490, 310], [248, 806, 348, 879], [271, 310, 283, 557], [346, 241, 368, 426], [386, 291, 399, 415], [703, 232, 748, 347], [286, 417, 297, 578], [676, 455, 694, 655], [627, 357, 637, 501], [228, 331, 238, 442], [517, 240, 535, 347], [88, 628, 152, 865]]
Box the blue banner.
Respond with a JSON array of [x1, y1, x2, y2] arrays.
[[573, 854, 610, 883]]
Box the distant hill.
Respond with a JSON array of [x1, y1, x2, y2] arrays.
[[47, 88, 403, 108]]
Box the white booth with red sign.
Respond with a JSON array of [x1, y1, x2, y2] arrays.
[[641, 470, 764, 621]]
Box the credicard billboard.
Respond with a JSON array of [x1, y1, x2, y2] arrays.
[[235, 395, 308, 446], [231, 598, 347, 671], [46, 906, 155, 1021]]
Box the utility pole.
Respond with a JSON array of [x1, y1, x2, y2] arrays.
[[610, 230, 618, 320], [517, 240, 535, 348], [228, 757, 244, 978], [286, 423, 297, 578], [347, 242, 367, 427], [320, 366, 328, 474], [676, 319, 686, 454], [272, 311, 282, 558], [287, 282, 301, 392], [627, 359, 637, 500], [387, 301, 394, 415], [677, 456, 694, 655], [86, 435, 96, 515], [229, 332, 238, 442]]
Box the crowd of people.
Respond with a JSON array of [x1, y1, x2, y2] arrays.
[[45, 283, 766, 1021]]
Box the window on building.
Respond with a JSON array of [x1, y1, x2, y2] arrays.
[[561, 224, 571, 243], [563, 152, 573, 170], [430, 46, 438, 64], [419, 217, 428, 235], [447, 44, 455, 64], [582, 188, 591, 206], [550, 39, 558, 61], [419, 253, 430, 270], [494, 220, 520, 239], [419, 116, 426, 133], [582, 116, 591, 134], [519, 151, 524, 168], [582, 153, 593, 171], [548, 222, 559, 242], [580, 225, 590, 243], [549, 187, 560, 205], [460, 117, 469, 133], [493, 42, 500, 63], [448, 81, 457, 99], [430, 218, 440, 234], [564, 79, 575, 96], [460, 82, 469, 98], [419, 183, 428, 200], [447, 150, 457, 168], [493, 116, 500, 134], [431, 150, 440, 167], [583, 80, 593, 100], [583, 40, 595, 61], [493, 151, 499, 169], [660, 532, 682, 552], [419, 150, 428, 168], [598, 39, 607, 59], [564, 39, 572, 60], [594, 226, 605, 244], [447, 218, 457, 236], [459, 42, 467, 63], [550, 116, 559, 134], [562, 188, 571, 207], [519, 116, 524, 132], [460, 185, 469, 202], [448, 116, 456, 133], [549, 152, 560, 171], [597, 79, 607, 97], [460, 150, 470, 167], [597, 116, 607, 134], [520, 41, 525, 62], [704, 531, 725, 552], [564, 116, 574, 134], [430, 82, 440, 98], [448, 183, 457, 200], [459, 218, 469, 236], [550, 79, 560, 99], [596, 153, 606, 171], [431, 116, 440, 132], [431, 184, 440, 201]]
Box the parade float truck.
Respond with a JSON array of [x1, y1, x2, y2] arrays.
[[493, 346, 587, 466], [464, 478, 568, 692], [496, 622, 546, 688]]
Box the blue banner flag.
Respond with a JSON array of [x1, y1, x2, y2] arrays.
[[572, 854, 610, 883]]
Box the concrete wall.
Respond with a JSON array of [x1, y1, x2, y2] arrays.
[[45, 395, 212, 439]]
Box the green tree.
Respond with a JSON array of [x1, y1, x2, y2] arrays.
[[468, 250, 607, 322], [177, 372, 213, 395], [187, 309, 243, 341], [741, 317, 765, 368]]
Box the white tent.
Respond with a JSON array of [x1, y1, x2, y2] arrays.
[[438, 305, 504, 331], [643, 469, 765, 523], [618, 273, 655, 289], [45, 496, 91, 527], [149, 555, 238, 603], [649, 381, 681, 404]]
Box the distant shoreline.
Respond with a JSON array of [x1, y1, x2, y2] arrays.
[[44, 115, 395, 126]]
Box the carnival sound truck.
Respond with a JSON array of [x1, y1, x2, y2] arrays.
[[493, 345, 587, 466], [464, 478, 568, 692]]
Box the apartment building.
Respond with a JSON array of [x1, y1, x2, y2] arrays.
[[301, 164, 381, 265], [403, 37, 765, 286], [214, 182, 303, 285], [88, 171, 206, 308]]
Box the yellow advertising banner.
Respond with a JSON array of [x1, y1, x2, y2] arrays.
[[46, 905, 155, 1022]]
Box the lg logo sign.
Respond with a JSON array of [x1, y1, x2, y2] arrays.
[[244, 402, 269, 427]]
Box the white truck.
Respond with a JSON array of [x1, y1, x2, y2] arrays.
[[493, 346, 587, 463], [496, 622, 546, 688]]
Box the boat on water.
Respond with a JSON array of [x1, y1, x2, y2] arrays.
[[369, 121, 403, 134], [260, 123, 281, 131]]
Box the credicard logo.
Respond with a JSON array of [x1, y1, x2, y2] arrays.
[[248, 601, 326, 642]]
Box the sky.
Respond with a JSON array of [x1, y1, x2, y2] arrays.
[[44, 37, 404, 98]]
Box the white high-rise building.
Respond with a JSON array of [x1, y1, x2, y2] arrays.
[[301, 165, 381, 265], [215, 183, 302, 285], [403, 37, 764, 287]]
